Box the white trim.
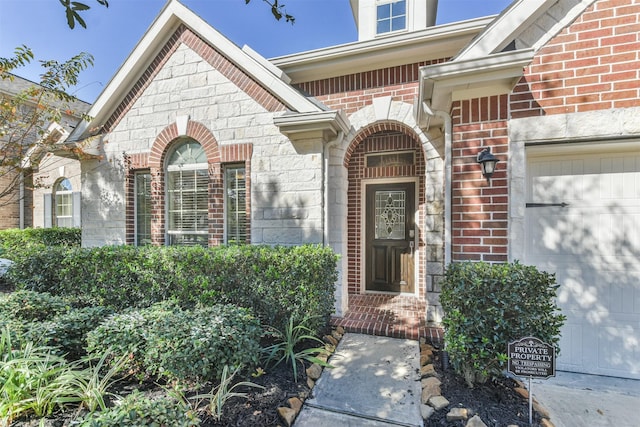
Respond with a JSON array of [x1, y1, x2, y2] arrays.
[[360, 177, 420, 297], [455, 0, 556, 60], [272, 16, 493, 83]]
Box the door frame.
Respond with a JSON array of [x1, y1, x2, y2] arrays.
[[360, 177, 420, 296]]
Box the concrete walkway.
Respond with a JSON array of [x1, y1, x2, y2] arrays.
[[532, 371, 640, 427], [294, 333, 423, 427]]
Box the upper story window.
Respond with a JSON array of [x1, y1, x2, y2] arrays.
[[165, 139, 209, 246], [376, 0, 406, 35], [54, 178, 73, 227]]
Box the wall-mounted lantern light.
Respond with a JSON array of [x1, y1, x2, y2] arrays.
[[476, 147, 499, 182]]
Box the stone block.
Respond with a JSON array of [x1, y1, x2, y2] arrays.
[[447, 407, 468, 421], [306, 363, 323, 380], [420, 364, 437, 377], [428, 395, 449, 410], [277, 406, 296, 427], [514, 387, 529, 399], [287, 397, 303, 413], [421, 404, 435, 420], [466, 414, 488, 427]]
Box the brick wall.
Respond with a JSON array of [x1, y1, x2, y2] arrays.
[[451, 95, 509, 262], [296, 59, 445, 115], [512, 0, 640, 118]]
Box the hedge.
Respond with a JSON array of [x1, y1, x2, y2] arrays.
[[7, 244, 338, 334], [0, 228, 81, 261]]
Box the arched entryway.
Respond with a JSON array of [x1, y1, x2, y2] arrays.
[[345, 124, 427, 299]]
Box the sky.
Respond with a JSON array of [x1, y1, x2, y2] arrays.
[[0, 0, 513, 103]]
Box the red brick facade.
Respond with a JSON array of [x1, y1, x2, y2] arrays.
[[513, 0, 640, 119], [450, 96, 509, 263]]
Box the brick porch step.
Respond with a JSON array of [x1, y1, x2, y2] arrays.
[[330, 294, 443, 344]]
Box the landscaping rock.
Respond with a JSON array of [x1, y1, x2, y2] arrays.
[[323, 334, 338, 346], [335, 326, 345, 335], [428, 395, 450, 410], [540, 419, 555, 427], [420, 364, 437, 377], [534, 400, 550, 419], [421, 376, 441, 403], [306, 377, 315, 389], [421, 404, 435, 420], [277, 406, 297, 427], [514, 387, 529, 399], [447, 407, 468, 421], [288, 397, 303, 413], [466, 414, 488, 427], [306, 363, 323, 380], [331, 330, 342, 341]]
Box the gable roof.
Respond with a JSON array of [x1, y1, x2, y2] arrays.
[[416, 0, 598, 128], [71, 0, 322, 140]]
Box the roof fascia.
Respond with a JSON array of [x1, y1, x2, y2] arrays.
[[271, 16, 494, 83], [416, 49, 534, 128], [73, 0, 319, 139], [274, 110, 351, 143], [455, 0, 557, 61]]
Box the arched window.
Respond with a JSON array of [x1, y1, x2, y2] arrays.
[[165, 139, 208, 246], [54, 178, 73, 227]]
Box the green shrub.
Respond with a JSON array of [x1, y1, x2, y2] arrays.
[[0, 290, 70, 322], [88, 303, 261, 383], [440, 261, 566, 386], [0, 227, 80, 261], [8, 244, 338, 334], [39, 306, 114, 360], [79, 391, 199, 427]]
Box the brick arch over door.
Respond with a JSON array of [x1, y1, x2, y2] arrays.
[[345, 122, 427, 297], [148, 120, 224, 246]]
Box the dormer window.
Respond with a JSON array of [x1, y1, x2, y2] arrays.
[[376, 0, 406, 34]]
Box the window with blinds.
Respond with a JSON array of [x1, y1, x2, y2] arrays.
[[225, 165, 247, 244], [135, 172, 152, 245], [166, 140, 209, 246]]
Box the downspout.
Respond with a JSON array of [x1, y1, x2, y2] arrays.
[[435, 110, 452, 267], [323, 131, 344, 246]]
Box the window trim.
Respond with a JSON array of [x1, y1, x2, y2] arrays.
[[224, 163, 247, 244], [53, 178, 73, 228], [376, 0, 407, 35], [164, 139, 209, 246]]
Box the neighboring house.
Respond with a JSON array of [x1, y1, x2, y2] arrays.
[[0, 74, 89, 229], [62, 0, 639, 380]]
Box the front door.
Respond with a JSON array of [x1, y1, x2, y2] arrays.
[[365, 182, 415, 293]]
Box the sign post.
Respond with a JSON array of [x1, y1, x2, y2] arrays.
[[507, 337, 556, 425]]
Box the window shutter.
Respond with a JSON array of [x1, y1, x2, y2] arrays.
[[43, 193, 52, 228], [72, 192, 81, 227]]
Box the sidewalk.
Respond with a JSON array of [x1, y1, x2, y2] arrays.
[[531, 371, 640, 427], [294, 333, 423, 427]]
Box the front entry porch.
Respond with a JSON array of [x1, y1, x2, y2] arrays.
[[331, 294, 443, 343]]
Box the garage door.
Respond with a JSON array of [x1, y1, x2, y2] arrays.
[[525, 149, 640, 379]]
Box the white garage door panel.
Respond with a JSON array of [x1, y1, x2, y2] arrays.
[[525, 152, 640, 379]]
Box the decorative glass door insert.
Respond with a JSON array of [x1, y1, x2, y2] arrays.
[[375, 190, 406, 240]]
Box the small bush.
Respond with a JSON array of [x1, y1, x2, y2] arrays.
[[88, 303, 261, 383], [79, 391, 199, 427], [0, 290, 70, 322], [440, 261, 566, 386], [38, 306, 114, 360]]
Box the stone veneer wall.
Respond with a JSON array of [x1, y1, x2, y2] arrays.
[[81, 26, 324, 247]]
